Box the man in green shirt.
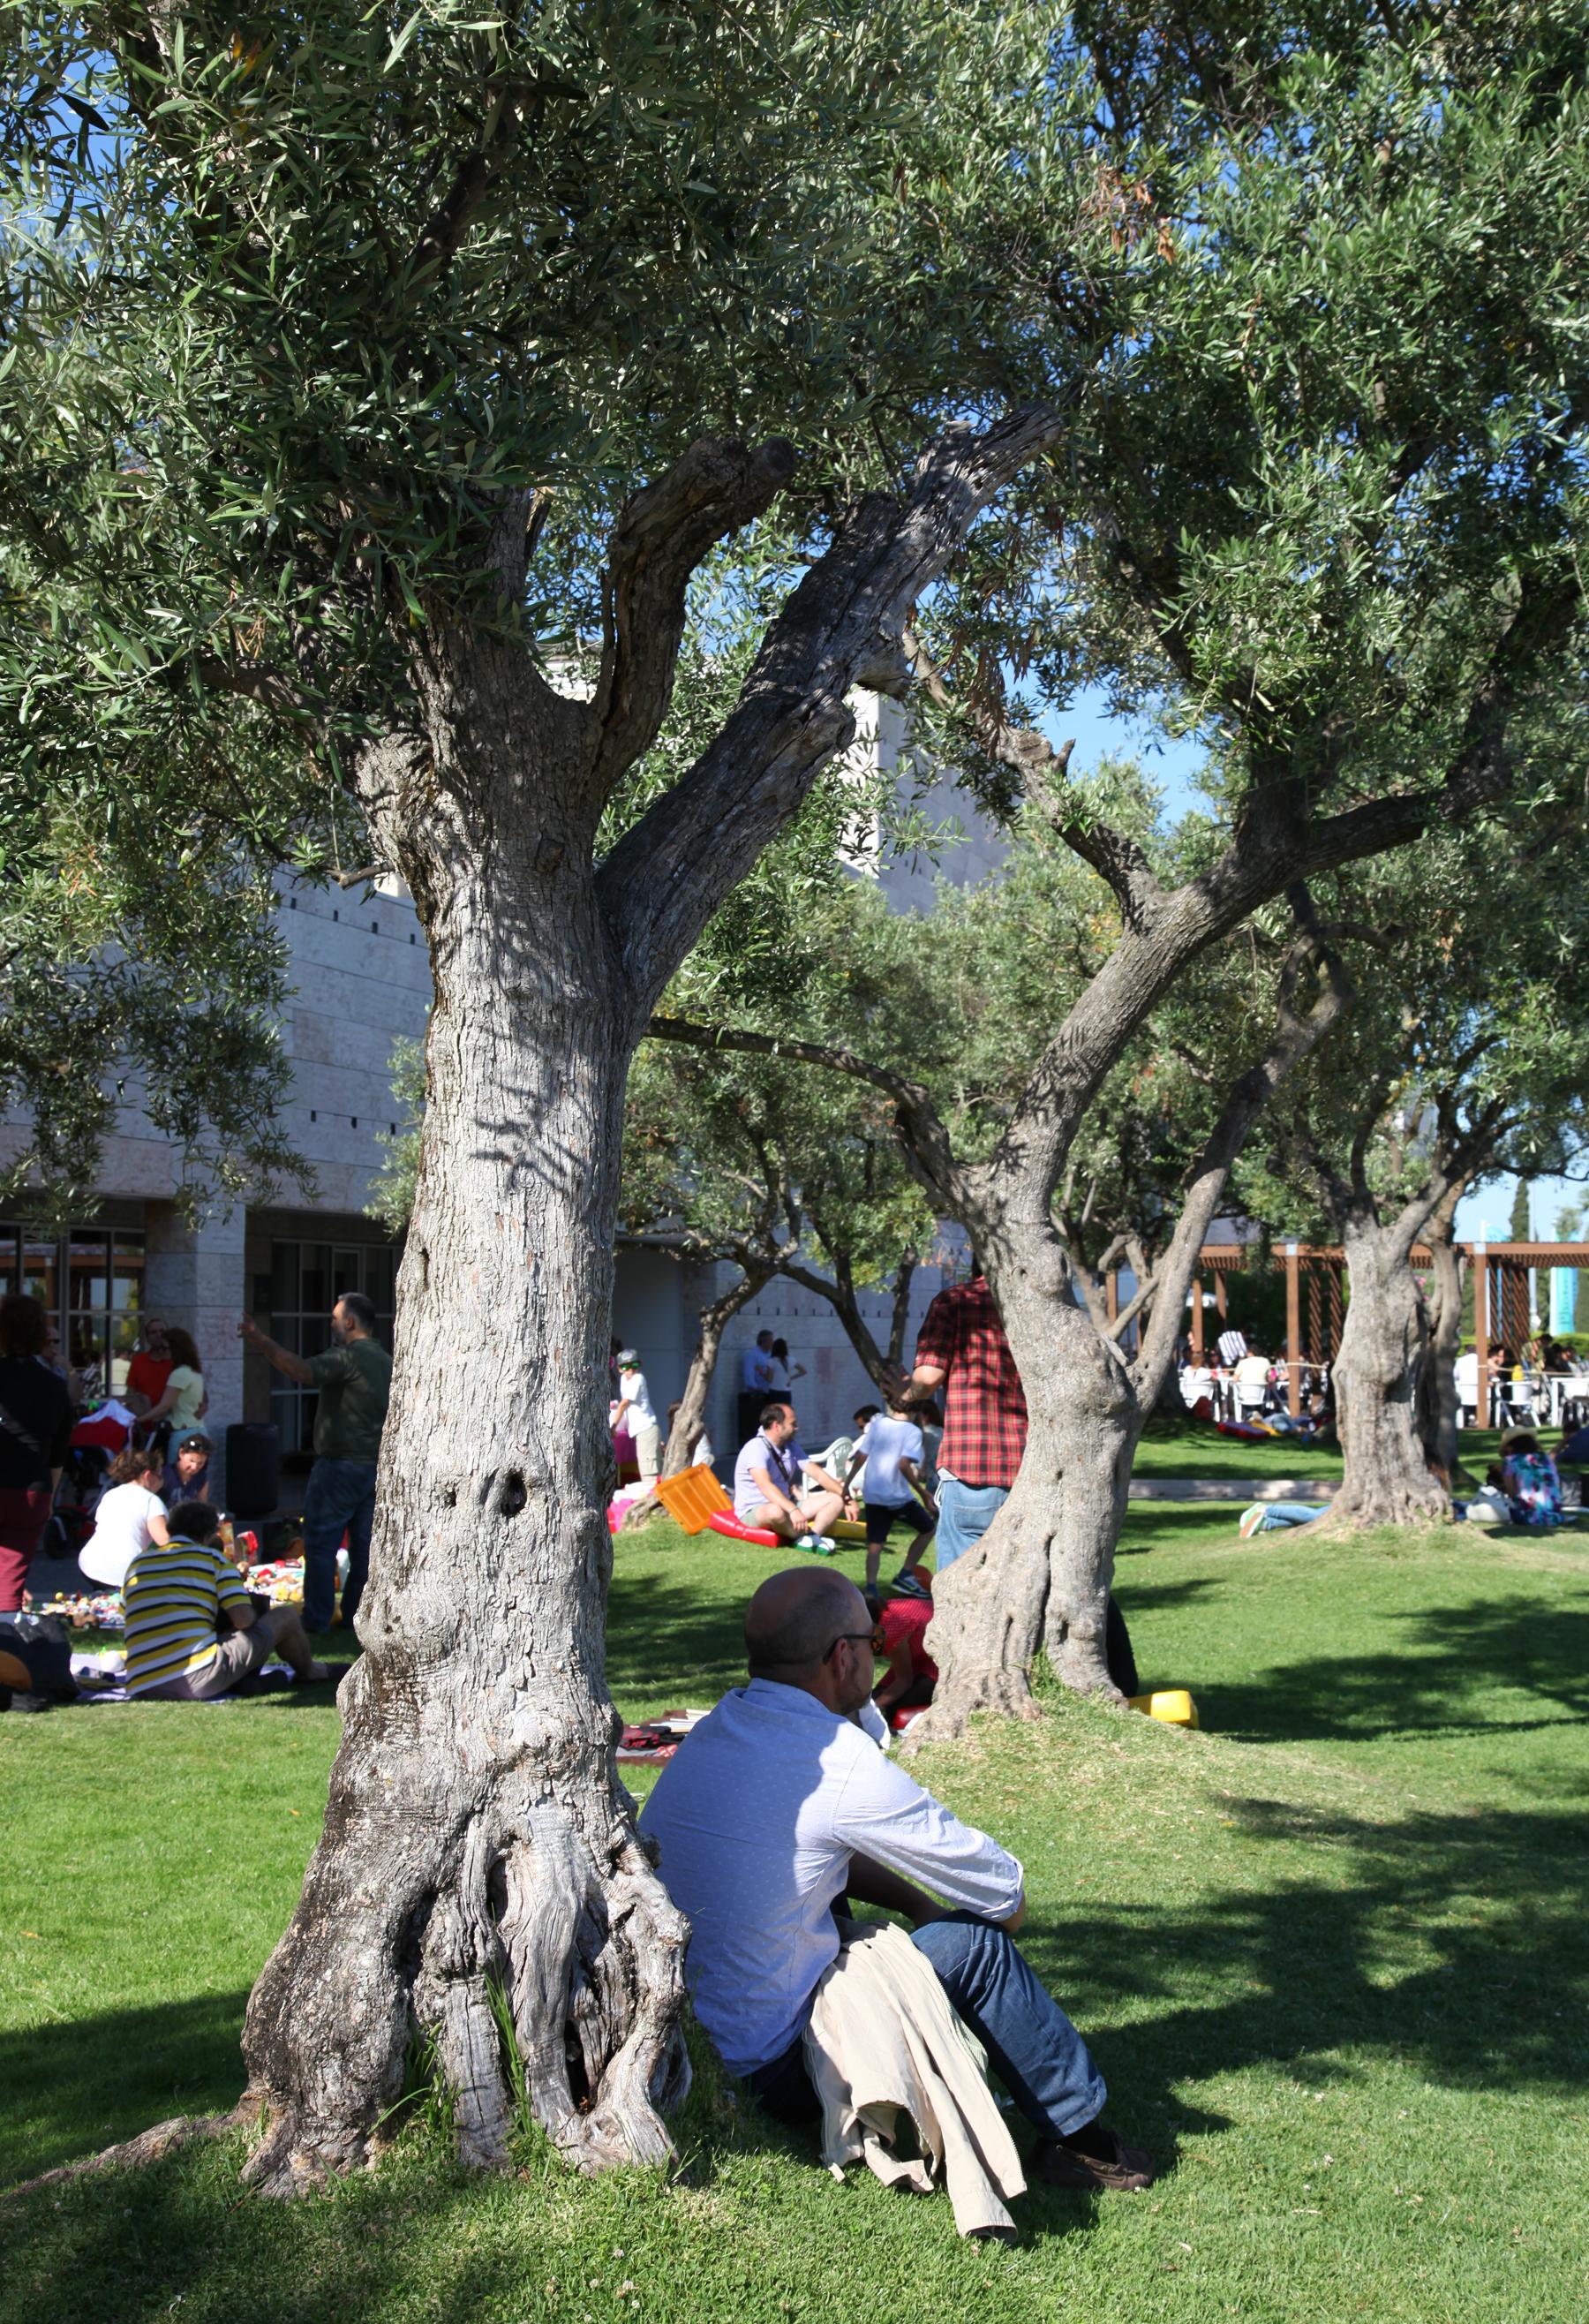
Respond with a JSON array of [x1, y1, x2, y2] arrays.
[[240, 1291, 393, 1634]]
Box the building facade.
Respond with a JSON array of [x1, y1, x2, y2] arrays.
[[0, 693, 1005, 1492]]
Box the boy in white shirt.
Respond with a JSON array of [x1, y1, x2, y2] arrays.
[[844, 1396, 938, 1605]]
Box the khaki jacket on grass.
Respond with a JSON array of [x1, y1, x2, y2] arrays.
[[802, 1918, 1027, 2240]]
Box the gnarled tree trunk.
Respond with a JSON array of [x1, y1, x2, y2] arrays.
[[236, 408, 1071, 2191], [1417, 1186, 1469, 1482], [1320, 1216, 1449, 1529], [915, 916, 1349, 1738], [243, 695, 687, 2192], [921, 1232, 1134, 1732]]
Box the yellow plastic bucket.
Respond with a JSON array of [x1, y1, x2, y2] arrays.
[[1128, 1687, 1200, 1728]]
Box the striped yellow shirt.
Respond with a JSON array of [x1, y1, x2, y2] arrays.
[[123, 1538, 249, 1697]]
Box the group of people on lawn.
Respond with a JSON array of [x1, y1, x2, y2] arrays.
[[14, 1251, 1152, 2208], [0, 1283, 391, 1702]]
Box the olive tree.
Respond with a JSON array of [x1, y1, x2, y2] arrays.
[[3, 0, 1097, 2185], [660, 5, 1589, 1728], [1243, 810, 1589, 1521]]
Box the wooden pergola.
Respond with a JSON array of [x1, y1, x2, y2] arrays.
[[1173, 1239, 1589, 1417]]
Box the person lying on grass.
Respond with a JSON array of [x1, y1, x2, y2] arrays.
[[123, 1499, 329, 1700], [639, 1566, 1155, 2194]]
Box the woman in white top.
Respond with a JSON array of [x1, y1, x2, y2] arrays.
[[767, 1338, 807, 1400], [80, 1444, 170, 1588]]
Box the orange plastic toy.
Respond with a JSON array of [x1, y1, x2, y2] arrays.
[[653, 1464, 736, 1535]]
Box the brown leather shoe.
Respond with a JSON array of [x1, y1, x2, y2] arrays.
[[1032, 2126, 1156, 2192]]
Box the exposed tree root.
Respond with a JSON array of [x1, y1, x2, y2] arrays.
[[3, 2099, 253, 2204]]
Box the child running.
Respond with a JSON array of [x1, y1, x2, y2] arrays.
[[844, 1393, 938, 1608]]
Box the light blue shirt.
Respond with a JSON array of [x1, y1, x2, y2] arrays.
[[855, 1415, 923, 1506], [733, 1428, 806, 1519], [638, 1678, 1025, 2075]]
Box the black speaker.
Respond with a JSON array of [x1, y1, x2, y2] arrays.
[[225, 1422, 281, 1515]]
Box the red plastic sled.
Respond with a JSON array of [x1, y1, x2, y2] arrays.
[[706, 1509, 782, 1548]]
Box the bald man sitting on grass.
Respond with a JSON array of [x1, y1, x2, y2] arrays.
[[639, 1566, 1155, 2193]]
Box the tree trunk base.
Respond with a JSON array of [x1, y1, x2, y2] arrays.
[[240, 1658, 692, 2196], [1311, 1478, 1450, 1533], [900, 1662, 1043, 1749]]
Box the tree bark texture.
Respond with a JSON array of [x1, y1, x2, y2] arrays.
[[1319, 1217, 1450, 1530], [926, 1225, 1136, 1722], [244, 660, 689, 2191]]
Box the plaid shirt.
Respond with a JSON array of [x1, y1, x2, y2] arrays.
[[913, 1278, 1027, 1490]]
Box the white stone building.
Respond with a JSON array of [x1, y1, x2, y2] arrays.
[[0, 694, 1005, 1492]]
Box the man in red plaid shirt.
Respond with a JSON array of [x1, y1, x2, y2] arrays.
[[896, 1272, 1028, 1572], [894, 1274, 1141, 1694]]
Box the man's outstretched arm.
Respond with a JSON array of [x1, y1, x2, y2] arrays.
[[847, 1849, 1027, 1935], [238, 1313, 314, 1385]]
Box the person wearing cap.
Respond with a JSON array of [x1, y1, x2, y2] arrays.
[[161, 1430, 212, 1507], [612, 1350, 662, 1483]]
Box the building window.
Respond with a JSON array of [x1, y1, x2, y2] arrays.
[[0, 1223, 146, 1406], [267, 1239, 396, 1452]]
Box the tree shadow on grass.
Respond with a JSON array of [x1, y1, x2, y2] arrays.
[[7, 1791, 1587, 2309], [1201, 1602, 1589, 1744], [1021, 1789, 1589, 2153], [0, 1988, 250, 2191]]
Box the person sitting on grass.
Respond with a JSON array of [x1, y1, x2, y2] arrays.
[[124, 1499, 329, 1700], [734, 1400, 855, 1551], [1497, 1429, 1564, 1528], [871, 1580, 938, 1717], [843, 1394, 937, 1607], [79, 1443, 170, 1590], [160, 1429, 212, 1507], [641, 1566, 1154, 2192]]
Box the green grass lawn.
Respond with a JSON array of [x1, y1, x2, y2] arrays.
[[1130, 1418, 1525, 1483], [3, 1508, 1586, 2322]]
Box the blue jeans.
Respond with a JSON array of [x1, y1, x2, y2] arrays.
[[1243, 1500, 1323, 1533], [934, 1476, 1009, 1572], [746, 1912, 1106, 2142], [301, 1456, 378, 1631]]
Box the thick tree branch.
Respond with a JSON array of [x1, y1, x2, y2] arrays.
[[591, 436, 799, 798], [1131, 889, 1353, 1402], [980, 566, 1581, 1221], [600, 398, 1077, 1015]]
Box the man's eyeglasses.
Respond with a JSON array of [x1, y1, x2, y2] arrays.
[[824, 1630, 875, 1660]]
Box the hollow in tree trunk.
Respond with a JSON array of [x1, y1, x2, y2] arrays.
[[1320, 1219, 1450, 1529]]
